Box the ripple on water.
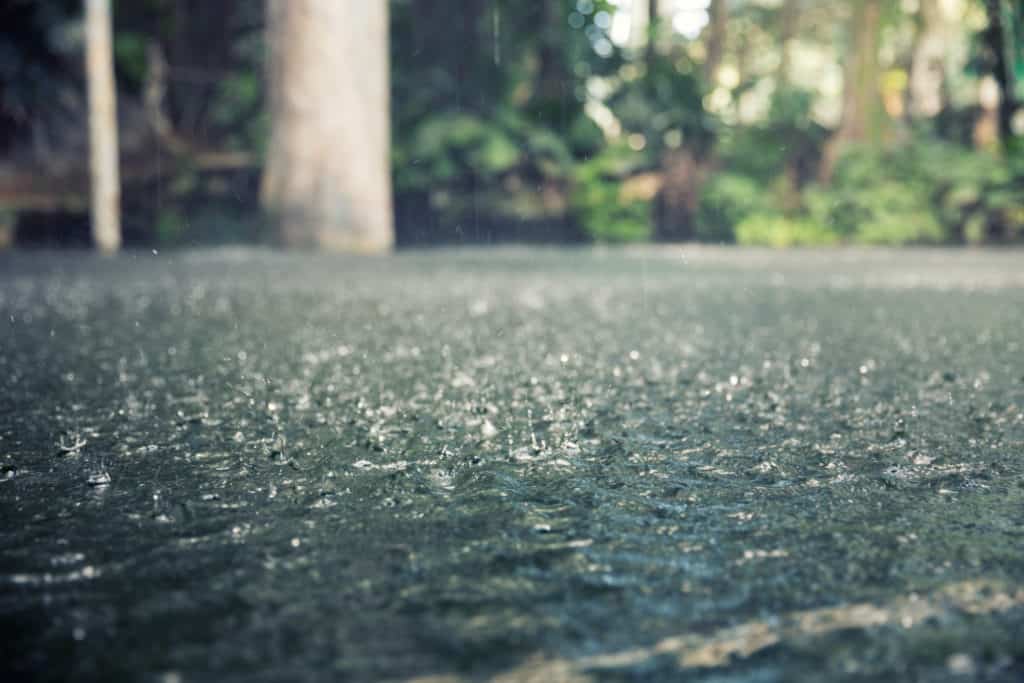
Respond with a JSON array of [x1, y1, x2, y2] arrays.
[[7, 564, 100, 587], [4, 250, 1024, 680]]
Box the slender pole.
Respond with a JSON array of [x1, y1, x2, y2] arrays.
[[84, 0, 122, 252]]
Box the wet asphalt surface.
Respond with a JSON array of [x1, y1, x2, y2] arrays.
[[1, 247, 1023, 682]]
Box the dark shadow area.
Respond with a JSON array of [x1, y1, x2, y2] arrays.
[[14, 211, 92, 248], [395, 194, 586, 246]]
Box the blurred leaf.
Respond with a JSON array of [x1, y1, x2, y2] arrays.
[[735, 214, 839, 247]]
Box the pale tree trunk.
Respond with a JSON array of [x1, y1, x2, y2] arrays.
[[704, 0, 727, 86], [820, 0, 882, 183], [84, 0, 121, 252], [909, 0, 948, 118], [974, 75, 1002, 150], [778, 0, 800, 87], [262, 1, 394, 251]]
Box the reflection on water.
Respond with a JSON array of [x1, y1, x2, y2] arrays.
[[408, 580, 1024, 682]]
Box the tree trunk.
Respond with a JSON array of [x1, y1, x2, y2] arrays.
[[974, 75, 1002, 150], [778, 0, 800, 86], [84, 0, 122, 252], [704, 0, 727, 85], [651, 0, 708, 241], [646, 0, 659, 65], [456, 0, 484, 112], [261, 0, 394, 251], [658, 148, 702, 241], [819, 0, 882, 183], [533, 0, 570, 126], [909, 0, 947, 118], [982, 0, 1017, 146]]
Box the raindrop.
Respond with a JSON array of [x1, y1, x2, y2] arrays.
[[57, 433, 88, 454], [946, 653, 976, 676], [87, 471, 111, 487]]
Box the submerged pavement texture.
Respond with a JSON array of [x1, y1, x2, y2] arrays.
[[1, 247, 1023, 682]]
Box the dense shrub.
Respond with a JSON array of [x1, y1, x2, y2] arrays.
[[735, 214, 839, 247], [392, 111, 580, 235], [696, 172, 772, 242], [570, 145, 652, 243], [803, 184, 945, 246], [903, 141, 1024, 243], [803, 141, 1024, 245], [715, 87, 827, 186]]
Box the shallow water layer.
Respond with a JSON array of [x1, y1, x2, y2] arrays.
[[1, 247, 1023, 682]]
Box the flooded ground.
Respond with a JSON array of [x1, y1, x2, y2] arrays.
[[2, 247, 1023, 682]]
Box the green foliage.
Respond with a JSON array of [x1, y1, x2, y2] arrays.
[[696, 172, 772, 242], [807, 140, 1024, 244], [716, 87, 826, 183], [715, 128, 784, 182], [903, 140, 1024, 242], [767, 87, 815, 130], [6, 0, 1024, 248], [390, 0, 618, 135], [735, 214, 839, 247], [156, 205, 259, 246], [394, 112, 575, 192], [156, 208, 185, 244], [388, 0, 623, 241], [609, 53, 715, 159], [719, 137, 1024, 247], [804, 181, 946, 246], [520, 125, 575, 175], [570, 145, 652, 243], [804, 146, 941, 244], [113, 32, 148, 88], [693, 88, 834, 246], [395, 114, 515, 191], [393, 109, 580, 230], [209, 71, 265, 150], [567, 113, 606, 158]]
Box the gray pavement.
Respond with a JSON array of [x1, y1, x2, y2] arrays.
[[2, 247, 1023, 681]]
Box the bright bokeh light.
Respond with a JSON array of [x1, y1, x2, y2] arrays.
[[610, 3, 633, 44], [672, 10, 709, 39], [607, 0, 712, 45], [670, 0, 711, 39]]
